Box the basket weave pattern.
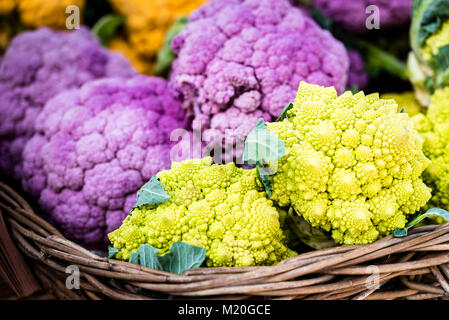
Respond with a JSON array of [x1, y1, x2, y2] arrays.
[[1, 182, 449, 300]]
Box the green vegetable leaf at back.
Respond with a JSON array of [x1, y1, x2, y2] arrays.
[[394, 207, 449, 237], [136, 176, 170, 207], [276, 103, 294, 122], [92, 14, 124, 46], [154, 16, 189, 76], [243, 118, 286, 167], [128, 242, 206, 274], [256, 166, 272, 198]]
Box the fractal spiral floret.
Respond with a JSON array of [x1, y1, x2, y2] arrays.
[[109, 157, 296, 267], [266, 82, 432, 245]]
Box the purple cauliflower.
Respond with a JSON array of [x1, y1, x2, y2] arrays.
[[170, 0, 349, 163], [314, 0, 413, 33], [21, 76, 189, 247], [0, 27, 136, 180], [347, 49, 369, 90]]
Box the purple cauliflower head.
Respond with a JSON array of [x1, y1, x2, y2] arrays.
[[21, 76, 189, 247], [347, 49, 369, 90], [0, 27, 136, 180], [170, 0, 349, 163], [314, 0, 413, 33]]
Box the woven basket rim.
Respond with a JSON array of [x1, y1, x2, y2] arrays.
[[1, 181, 449, 300]]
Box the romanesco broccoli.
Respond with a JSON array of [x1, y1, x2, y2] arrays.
[[265, 82, 431, 245], [411, 87, 449, 221], [108, 157, 296, 267]]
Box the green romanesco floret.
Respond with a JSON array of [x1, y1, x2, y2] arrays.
[[411, 87, 449, 222], [266, 82, 432, 245], [108, 157, 296, 267]]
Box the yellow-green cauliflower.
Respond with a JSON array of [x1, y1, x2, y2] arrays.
[[412, 87, 449, 215], [109, 157, 296, 267], [266, 82, 431, 245]]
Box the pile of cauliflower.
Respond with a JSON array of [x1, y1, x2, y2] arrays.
[[0, 27, 135, 180], [109, 157, 296, 267], [266, 82, 431, 245]]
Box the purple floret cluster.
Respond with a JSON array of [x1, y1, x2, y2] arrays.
[[21, 76, 189, 246], [314, 0, 413, 33], [0, 27, 136, 180], [171, 0, 349, 160]]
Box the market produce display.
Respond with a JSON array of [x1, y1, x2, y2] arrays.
[[0, 27, 135, 180], [2, 0, 449, 292], [314, 0, 413, 33], [408, 0, 449, 106], [108, 0, 208, 74], [21, 76, 189, 246], [171, 0, 349, 161], [264, 82, 431, 245], [109, 157, 296, 267]]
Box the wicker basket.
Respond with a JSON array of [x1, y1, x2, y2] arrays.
[[1, 182, 449, 300]]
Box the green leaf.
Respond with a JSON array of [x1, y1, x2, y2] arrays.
[[434, 44, 449, 71], [108, 246, 119, 259], [257, 166, 272, 198], [136, 176, 170, 207], [311, 8, 333, 31], [154, 16, 189, 76], [276, 103, 294, 122], [400, 107, 407, 113], [128, 242, 206, 274], [129, 251, 140, 265], [137, 245, 161, 270], [415, 0, 449, 47], [394, 208, 449, 237], [243, 119, 285, 167], [158, 242, 206, 274], [92, 14, 124, 46]]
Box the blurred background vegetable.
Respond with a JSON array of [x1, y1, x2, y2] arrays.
[[408, 0, 449, 106], [106, 0, 208, 74]]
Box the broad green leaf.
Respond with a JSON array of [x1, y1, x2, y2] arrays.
[[157, 242, 206, 274], [276, 103, 294, 122], [394, 208, 449, 237], [243, 118, 285, 167], [137, 245, 161, 270], [128, 242, 206, 274], [129, 251, 140, 265], [108, 246, 119, 259], [136, 176, 170, 207], [92, 14, 124, 46]]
